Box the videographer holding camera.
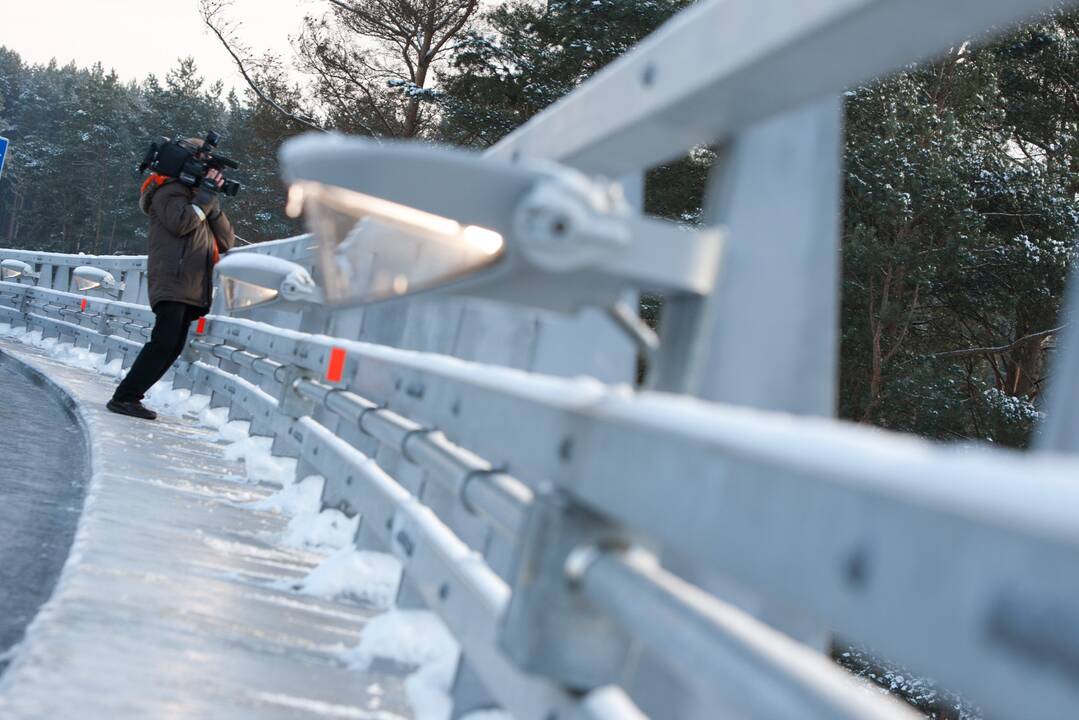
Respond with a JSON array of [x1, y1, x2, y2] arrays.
[[107, 133, 238, 420]]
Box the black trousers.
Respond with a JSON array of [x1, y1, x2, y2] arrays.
[[113, 301, 202, 402]]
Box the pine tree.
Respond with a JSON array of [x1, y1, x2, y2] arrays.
[[0, 51, 306, 254], [840, 10, 1079, 446], [222, 83, 307, 243], [436, 0, 692, 147]]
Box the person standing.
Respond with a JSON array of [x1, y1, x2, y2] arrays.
[[107, 140, 235, 420]]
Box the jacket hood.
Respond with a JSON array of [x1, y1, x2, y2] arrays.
[[139, 174, 175, 215]]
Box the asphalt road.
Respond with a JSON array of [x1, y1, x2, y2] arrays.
[[0, 357, 88, 674]]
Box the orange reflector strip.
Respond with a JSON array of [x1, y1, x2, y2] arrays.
[[196, 318, 206, 334], [326, 347, 346, 383], [80, 298, 87, 311]]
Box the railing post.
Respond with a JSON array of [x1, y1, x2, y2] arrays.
[[651, 97, 844, 652], [499, 488, 634, 691], [89, 310, 110, 355], [1036, 267, 1079, 453], [120, 270, 142, 303], [171, 360, 195, 391], [683, 95, 842, 415], [449, 658, 499, 718], [136, 274, 149, 305], [54, 265, 71, 293], [38, 263, 55, 290]]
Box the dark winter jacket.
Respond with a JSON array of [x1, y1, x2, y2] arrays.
[[140, 178, 235, 312]]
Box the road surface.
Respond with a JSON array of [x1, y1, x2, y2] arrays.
[[0, 353, 88, 673]]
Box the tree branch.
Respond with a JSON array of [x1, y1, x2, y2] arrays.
[[200, 0, 326, 133], [931, 325, 1066, 359]]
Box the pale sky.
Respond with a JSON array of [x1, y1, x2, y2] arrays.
[[0, 0, 318, 91]]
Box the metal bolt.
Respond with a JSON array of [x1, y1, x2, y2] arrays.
[[642, 63, 657, 86], [844, 546, 871, 590], [395, 530, 415, 557], [559, 436, 574, 462]]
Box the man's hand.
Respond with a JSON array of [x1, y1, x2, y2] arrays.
[[193, 170, 224, 218]]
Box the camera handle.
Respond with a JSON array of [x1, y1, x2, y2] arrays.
[[198, 176, 221, 193]]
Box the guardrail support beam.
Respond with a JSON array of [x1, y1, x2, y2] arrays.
[[449, 657, 500, 719], [687, 96, 842, 415], [1036, 266, 1079, 453], [500, 490, 634, 690]]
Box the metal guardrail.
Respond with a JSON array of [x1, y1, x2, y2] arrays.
[[3, 1, 1079, 718], [4, 271, 1079, 718], [0, 249, 150, 305]]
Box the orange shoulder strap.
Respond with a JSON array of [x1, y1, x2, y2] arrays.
[[139, 173, 170, 195]]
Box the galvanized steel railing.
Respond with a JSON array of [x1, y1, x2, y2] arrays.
[[4, 1, 1079, 718]]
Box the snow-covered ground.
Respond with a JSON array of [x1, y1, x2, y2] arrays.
[[141, 362, 469, 720], [0, 323, 123, 378], [0, 326, 505, 720]]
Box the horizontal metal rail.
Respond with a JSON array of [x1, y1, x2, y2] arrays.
[[192, 331, 536, 543], [0, 304, 143, 359], [294, 378, 533, 541], [0, 248, 147, 271], [574, 547, 911, 719]]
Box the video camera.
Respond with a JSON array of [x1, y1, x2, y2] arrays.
[[139, 131, 242, 197]]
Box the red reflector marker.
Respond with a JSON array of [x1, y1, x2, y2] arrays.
[[326, 347, 347, 383], [80, 298, 87, 311], [196, 318, 206, 334]]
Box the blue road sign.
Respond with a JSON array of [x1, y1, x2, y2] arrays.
[[0, 136, 8, 180]]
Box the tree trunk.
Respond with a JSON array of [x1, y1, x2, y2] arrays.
[[7, 191, 22, 243], [107, 216, 117, 255], [403, 28, 435, 137], [1004, 304, 1051, 399], [94, 163, 106, 254]]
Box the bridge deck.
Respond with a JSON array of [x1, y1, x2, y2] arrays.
[[0, 340, 410, 719]]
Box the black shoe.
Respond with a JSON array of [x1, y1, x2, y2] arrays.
[[106, 398, 157, 420]]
